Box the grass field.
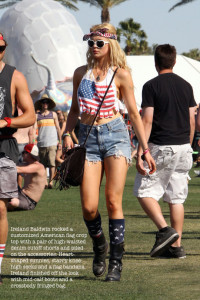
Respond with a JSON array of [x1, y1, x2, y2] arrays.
[[1, 164, 200, 300]]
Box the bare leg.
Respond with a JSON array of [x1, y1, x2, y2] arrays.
[[104, 156, 128, 219], [0, 199, 9, 244], [104, 156, 127, 282], [138, 197, 168, 229], [45, 169, 48, 187], [168, 203, 184, 247], [49, 166, 55, 187], [80, 161, 107, 277], [80, 161, 103, 220], [0, 199, 9, 277]]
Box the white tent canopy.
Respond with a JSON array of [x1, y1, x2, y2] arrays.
[[127, 55, 200, 108]]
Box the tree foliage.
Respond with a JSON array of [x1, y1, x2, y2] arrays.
[[169, 0, 196, 12], [117, 18, 155, 55], [0, 0, 79, 10], [78, 0, 129, 23], [182, 48, 200, 61]]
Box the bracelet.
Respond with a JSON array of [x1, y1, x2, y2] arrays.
[[63, 133, 71, 138], [143, 148, 150, 155], [4, 117, 12, 127]]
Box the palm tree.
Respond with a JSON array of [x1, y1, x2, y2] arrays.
[[169, 0, 196, 12], [0, 0, 79, 10], [117, 18, 149, 55], [78, 0, 129, 23]]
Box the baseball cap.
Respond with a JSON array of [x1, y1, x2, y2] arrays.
[[24, 144, 39, 160]]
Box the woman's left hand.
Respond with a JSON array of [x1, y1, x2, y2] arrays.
[[136, 152, 156, 175], [136, 155, 146, 175], [144, 152, 156, 174]]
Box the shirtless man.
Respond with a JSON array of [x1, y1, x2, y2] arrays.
[[0, 33, 35, 284], [8, 144, 46, 211]]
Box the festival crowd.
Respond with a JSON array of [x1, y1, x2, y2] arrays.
[[0, 23, 199, 285]]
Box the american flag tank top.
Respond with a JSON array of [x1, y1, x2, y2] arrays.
[[78, 68, 119, 118]]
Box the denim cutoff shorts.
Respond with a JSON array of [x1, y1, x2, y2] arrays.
[[79, 116, 131, 163]]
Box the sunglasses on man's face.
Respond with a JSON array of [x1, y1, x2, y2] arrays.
[[0, 45, 6, 53], [42, 100, 49, 104], [88, 39, 109, 49]]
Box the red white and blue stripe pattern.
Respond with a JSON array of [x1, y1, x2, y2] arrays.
[[0, 245, 5, 258], [0, 244, 5, 273], [78, 69, 119, 119], [83, 28, 117, 41]]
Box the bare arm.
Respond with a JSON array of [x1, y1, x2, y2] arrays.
[[196, 106, 200, 132], [117, 69, 149, 151], [190, 106, 196, 145], [17, 163, 42, 174], [28, 126, 34, 144], [0, 70, 35, 129], [71, 130, 79, 144], [56, 146, 64, 164], [136, 107, 154, 175], [137, 107, 154, 155], [63, 66, 86, 149], [53, 112, 62, 144], [60, 121, 66, 137], [116, 69, 156, 174], [32, 119, 38, 144]]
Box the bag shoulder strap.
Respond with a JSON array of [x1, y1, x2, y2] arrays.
[[83, 67, 118, 147]]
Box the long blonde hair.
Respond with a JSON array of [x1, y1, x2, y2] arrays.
[[86, 23, 129, 71]]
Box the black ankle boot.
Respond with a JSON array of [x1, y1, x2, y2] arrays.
[[105, 242, 125, 282], [92, 233, 108, 277]]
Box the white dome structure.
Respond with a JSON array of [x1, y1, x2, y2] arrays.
[[0, 0, 87, 102]]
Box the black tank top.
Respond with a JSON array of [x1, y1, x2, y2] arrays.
[[0, 64, 19, 162]]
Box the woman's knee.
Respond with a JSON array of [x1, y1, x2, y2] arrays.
[[81, 203, 98, 220], [106, 196, 122, 215]]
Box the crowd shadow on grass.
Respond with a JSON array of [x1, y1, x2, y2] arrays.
[[182, 236, 200, 240], [127, 214, 148, 219], [184, 212, 200, 220], [128, 212, 200, 220]]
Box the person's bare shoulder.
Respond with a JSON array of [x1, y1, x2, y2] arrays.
[[12, 69, 28, 85], [35, 161, 46, 175], [115, 67, 131, 81], [115, 67, 132, 90], [52, 111, 58, 118]]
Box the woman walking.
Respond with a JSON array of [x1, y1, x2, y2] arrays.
[[63, 23, 156, 281]]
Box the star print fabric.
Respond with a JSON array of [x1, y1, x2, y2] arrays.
[[109, 219, 125, 245]]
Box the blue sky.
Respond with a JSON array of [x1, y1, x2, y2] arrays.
[[0, 0, 199, 54], [69, 0, 200, 54]]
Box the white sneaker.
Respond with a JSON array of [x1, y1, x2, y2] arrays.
[[194, 170, 200, 176]]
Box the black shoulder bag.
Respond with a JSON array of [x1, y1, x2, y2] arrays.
[[55, 68, 118, 190]]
